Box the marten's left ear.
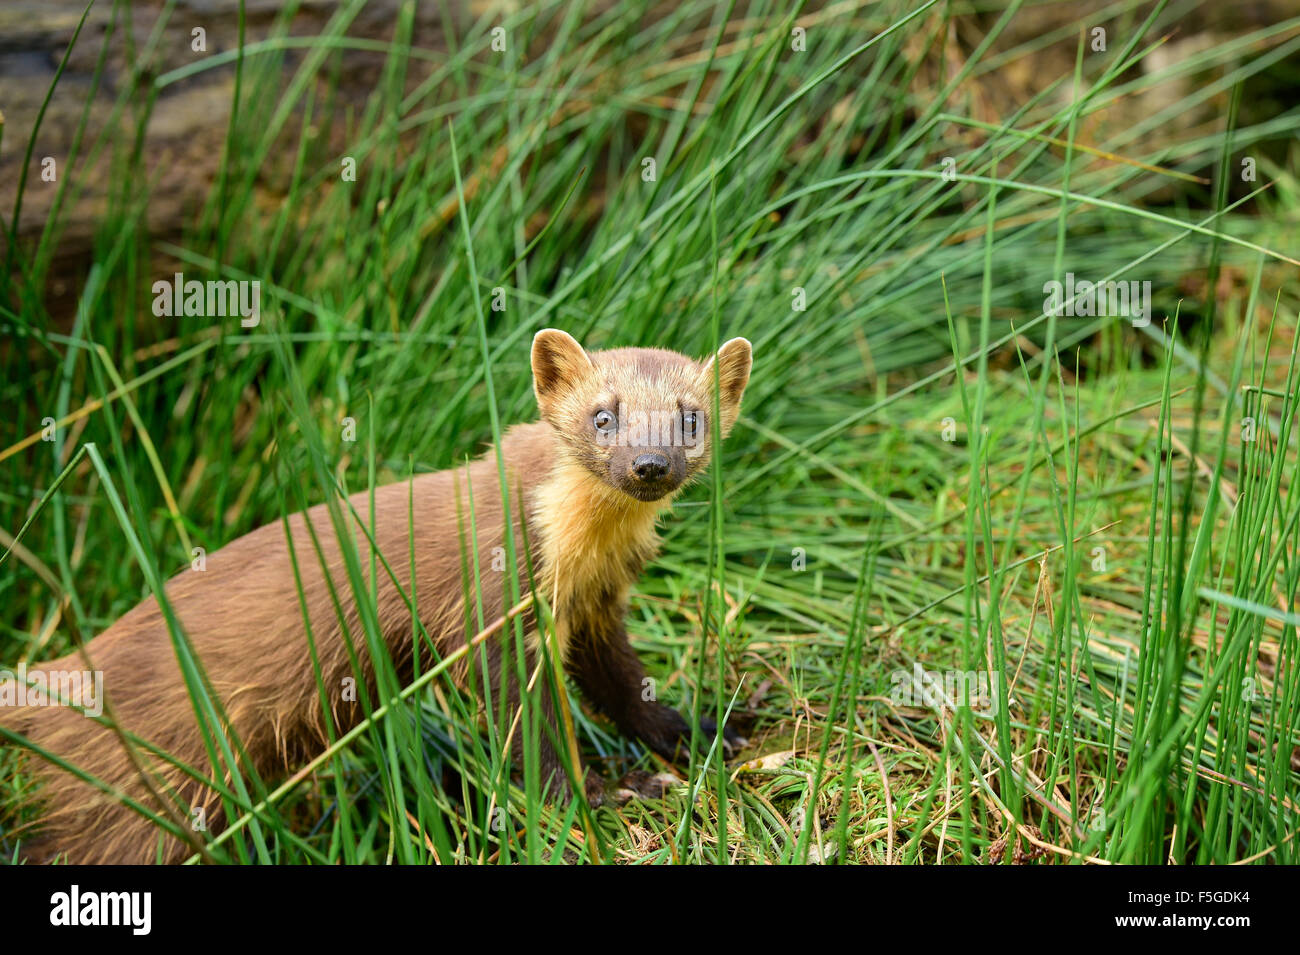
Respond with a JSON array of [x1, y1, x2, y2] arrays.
[[700, 337, 752, 434], [532, 328, 594, 418]]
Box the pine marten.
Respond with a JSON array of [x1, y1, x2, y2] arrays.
[[1, 329, 752, 864]]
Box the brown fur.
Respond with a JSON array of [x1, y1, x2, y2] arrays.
[[1, 329, 752, 864]]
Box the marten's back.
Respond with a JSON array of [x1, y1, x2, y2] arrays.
[[3, 421, 555, 864]]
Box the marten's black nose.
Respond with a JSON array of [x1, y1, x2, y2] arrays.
[[632, 453, 670, 481]]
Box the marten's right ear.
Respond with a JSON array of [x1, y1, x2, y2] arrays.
[[532, 329, 594, 416]]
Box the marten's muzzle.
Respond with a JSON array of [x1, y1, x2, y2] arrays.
[[615, 446, 685, 501]]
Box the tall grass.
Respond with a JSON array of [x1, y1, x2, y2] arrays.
[[2, 0, 1299, 863]]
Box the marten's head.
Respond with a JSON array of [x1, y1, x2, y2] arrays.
[[531, 329, 752, 503]]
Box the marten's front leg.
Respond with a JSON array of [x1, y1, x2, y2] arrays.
[[486, 639, 605, 805], [566, 611, 744, 763]]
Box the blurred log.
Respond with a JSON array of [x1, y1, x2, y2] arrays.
[[0, 0, 477, 271]]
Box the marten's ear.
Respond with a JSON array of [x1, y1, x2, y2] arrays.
[[700, 337, 752, 434], [532, 328, 594, 416]]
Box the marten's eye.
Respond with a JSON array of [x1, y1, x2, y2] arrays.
[[682, 411, 699, 437], [593, 409, 617, 433]]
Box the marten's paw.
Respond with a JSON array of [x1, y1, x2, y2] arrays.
[[638, 704, 748, 762], [612, 769, 682, 805], [540, 764, 608, 808], [698, 716, 748, 758], [583, 766, 607, 808]]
